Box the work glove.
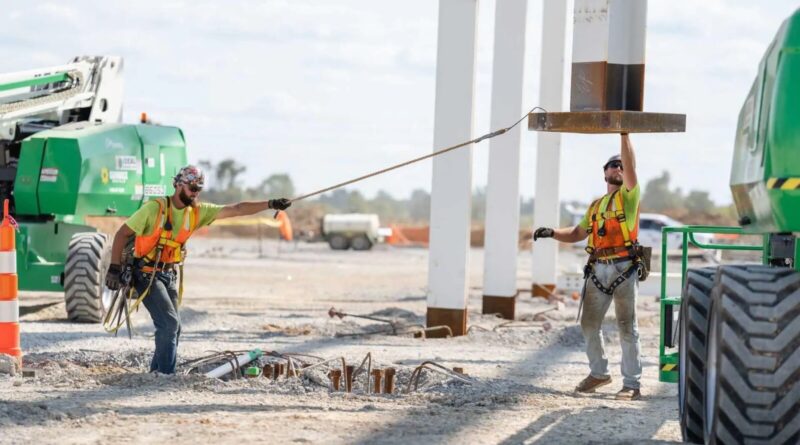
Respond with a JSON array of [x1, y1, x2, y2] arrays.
[[268, 198, 292, 211], [533, 227, 554, 241], [105, 264, 123, 290]]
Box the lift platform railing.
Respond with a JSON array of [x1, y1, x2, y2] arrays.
[[658, 225, 767, 383]]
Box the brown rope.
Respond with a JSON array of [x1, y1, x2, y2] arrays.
[[287, 106, 543, 203]]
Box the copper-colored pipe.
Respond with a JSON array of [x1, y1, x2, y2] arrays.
[[371, 369, 383, 394], [383, 367, 396, 394], [330, 369, 342, 391], [345, 365, 355, 392]]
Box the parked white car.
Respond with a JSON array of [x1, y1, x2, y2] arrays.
[[637, 213, 715, 250]]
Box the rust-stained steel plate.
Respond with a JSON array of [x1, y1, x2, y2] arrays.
[[528, 111, 686, 134]]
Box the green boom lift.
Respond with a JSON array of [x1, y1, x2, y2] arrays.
[[1, 56, 187, 323], [660, 10, 800, 444]]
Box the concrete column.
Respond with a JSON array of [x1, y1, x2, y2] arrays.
[[427, 0, 479, 337], [531, 0, 569, 297], [482, 0, 528, 320], [571, 0, 648, 111]]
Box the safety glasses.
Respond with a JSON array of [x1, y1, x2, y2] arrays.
[[605, 161, 623, 170]]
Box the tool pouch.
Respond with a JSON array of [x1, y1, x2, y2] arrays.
[[635, 245, 652, 282]]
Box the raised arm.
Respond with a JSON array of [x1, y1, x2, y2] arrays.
[[621, 133, 638, 190]]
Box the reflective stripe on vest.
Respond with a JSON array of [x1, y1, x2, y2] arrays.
[[586, 189, 639, 257], [133, 197, 200, 263]]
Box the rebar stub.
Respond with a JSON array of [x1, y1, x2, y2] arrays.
[[383, 368, 396, 394], [371, 369, 383, 394], [329, 369, 342, 391]]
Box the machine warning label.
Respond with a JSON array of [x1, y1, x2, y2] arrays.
[[115, 156, 141, 171], [144, 184, 166, 196], [109, 170, 128, 183], [40, 168, 58, 182]]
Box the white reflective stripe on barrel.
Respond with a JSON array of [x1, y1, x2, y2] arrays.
[[0, 251, 16, 274], [0, 300, 18, 323]]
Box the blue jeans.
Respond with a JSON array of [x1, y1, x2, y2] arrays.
[[580, 260, 642, 389], [134, 268, 181, 374]]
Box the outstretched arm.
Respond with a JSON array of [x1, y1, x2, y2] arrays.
[[534, 225, 589, 244], [621, 133, 638, 190], [216, 198, 291, 220]]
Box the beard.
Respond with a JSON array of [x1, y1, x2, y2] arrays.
[[178, 190, 196, 207], [605, 175, 623, 186]]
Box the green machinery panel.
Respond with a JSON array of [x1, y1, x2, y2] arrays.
[[16, 222, 94, 291], [15, 122, 188, 223], [731, 10, 800, 233]]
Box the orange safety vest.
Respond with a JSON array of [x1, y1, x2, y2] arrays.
[[133, 197, 200, 264], [585, 190, 639, 259]]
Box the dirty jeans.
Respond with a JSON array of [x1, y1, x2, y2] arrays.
[[580, 260, 642, 389], [134, 268, 181, 374]]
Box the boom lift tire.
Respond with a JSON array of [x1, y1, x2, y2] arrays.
[[64, 232, 111, 323], [704, 265, 800, 444], [679, 266, 717, 443], [328, 234, 350, 251], [350, 235, 373, 251]]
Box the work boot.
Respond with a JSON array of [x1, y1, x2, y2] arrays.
[[615, 386, 641, 401], [575, 374, 612, 393]]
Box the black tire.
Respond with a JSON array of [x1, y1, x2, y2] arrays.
[[679, 266, 717, 443], [328, 235, 350, 250], [350, 235, 372, 251], [705, 265, 800, 444], [64, 232, 111, 323]]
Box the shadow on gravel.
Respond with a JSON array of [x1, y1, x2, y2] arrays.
[[348, 324, 674, 445], [498, 406, 675, 444]]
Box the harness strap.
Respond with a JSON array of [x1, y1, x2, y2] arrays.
[[614, 191, 633, 248], [587, 261, 639, 296]]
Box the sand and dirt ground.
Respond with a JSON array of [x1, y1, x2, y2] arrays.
[[2, 238, 683, 444]]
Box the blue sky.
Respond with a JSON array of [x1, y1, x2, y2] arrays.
[[3, 1, 798, 204]]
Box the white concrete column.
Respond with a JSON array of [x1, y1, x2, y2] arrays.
[[531, 0, 569, 297], [427, 0, 479, 337], [571, 0, 648, 111], [482, 0, 528, 320]]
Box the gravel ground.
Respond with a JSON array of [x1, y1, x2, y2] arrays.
[[1, 238, 682, 444]]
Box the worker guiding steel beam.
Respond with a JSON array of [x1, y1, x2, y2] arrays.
[[533, 134, 645, 401], [104, 165, 291, 374]]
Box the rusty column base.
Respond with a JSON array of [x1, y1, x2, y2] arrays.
[[528, 110, 686, 134], [532, 283, 556, 298], [482, 294, 517, 320], [426, 307, 467, 337]]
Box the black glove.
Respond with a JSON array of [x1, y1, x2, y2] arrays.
[[268, 198, 292, 211], [533, 227, 554, 241], [105, 264, 122, 290]]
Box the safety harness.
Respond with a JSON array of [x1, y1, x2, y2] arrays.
[[103, 197, 198, 334], [582, 190, 643, 296]]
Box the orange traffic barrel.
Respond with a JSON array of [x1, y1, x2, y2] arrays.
[[0, 199, 20, 363]]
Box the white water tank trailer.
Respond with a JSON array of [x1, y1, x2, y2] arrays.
[[322, 214, 380, 251]]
